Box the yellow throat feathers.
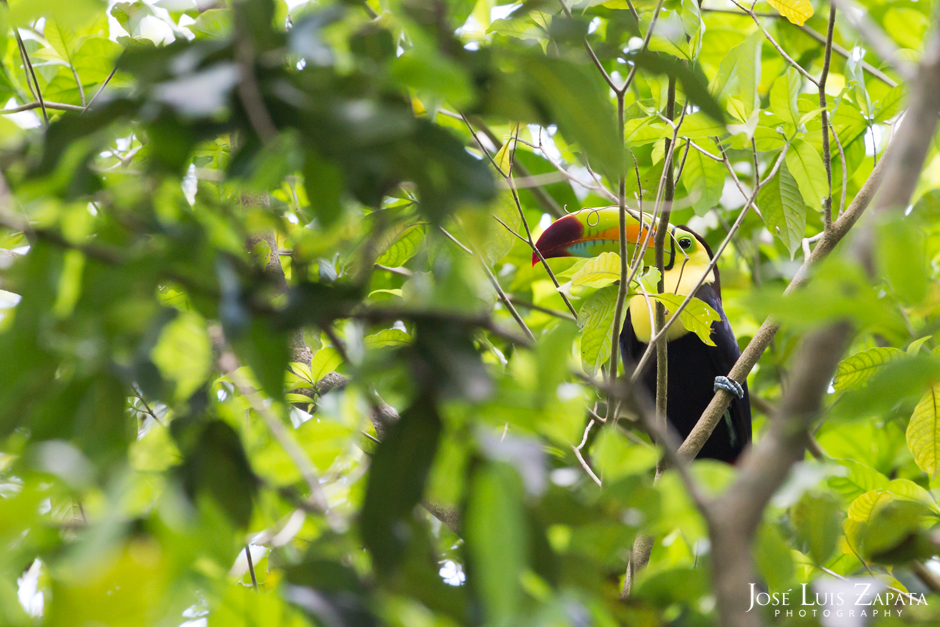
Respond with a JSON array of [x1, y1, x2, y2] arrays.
[[628, 254, 716, 344]]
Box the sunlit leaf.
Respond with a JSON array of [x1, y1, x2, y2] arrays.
[[833, 347, 906, 392], [758, 162, 806, 259], [766, 0, 814, 26], [650, 293, 720, 346], [906, 386, 940, 478], [376, 224, 426, 268], [785, 140, 829, 211], [571, 251, 621, 290], [310, 346, 343, 384], [577, 285, 618, 375]]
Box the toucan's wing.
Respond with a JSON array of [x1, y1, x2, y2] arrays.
[[694, 283, 753, 448]]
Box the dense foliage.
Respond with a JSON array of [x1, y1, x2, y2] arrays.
[[0, 0, 939, 625]]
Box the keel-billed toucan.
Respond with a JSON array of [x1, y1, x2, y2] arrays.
[[534, 208, 751, 462]]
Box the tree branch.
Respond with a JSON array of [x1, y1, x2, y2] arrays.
[[705, 20, 940, 626]]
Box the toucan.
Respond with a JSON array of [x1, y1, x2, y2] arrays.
[[534, 207, 751, 463]]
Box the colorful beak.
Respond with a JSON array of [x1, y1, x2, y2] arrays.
[[532, 208, 662, 268]]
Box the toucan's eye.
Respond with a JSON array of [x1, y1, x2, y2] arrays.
[[678, 237, 693, 250]]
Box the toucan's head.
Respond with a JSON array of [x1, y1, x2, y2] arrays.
[[533, 207, 719, 294]]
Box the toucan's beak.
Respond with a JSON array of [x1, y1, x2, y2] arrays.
[[532, 208, 660, 267]]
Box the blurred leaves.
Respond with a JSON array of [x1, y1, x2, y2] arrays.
[[0, 0, 938, 624]]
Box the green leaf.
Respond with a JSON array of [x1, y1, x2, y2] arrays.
[[791, 493, 840, 564], [908, 336, 931, 356], [376, 224, 425, 268], [465, 464, 528, 623], [209, 584, 309, 627], [297, 420, 354, 472], [303, 151, 344, 226], [310, 346, 343, 384], [178, 420, 258, 528], [828, 459, 890, 502], [571, 251, 621, 290], [883, 8, 928, 50], [237, 318, 290, 399], [493, 141, 512, 174], [785, 140, 829, 211], [863, 499, 931, 560], [459, 192, 520, 266], [679, 112, 725, 139], [151, 310, 212, 403], [913, 189, 940, 220], [521, 56, 620, 176], [577, 285, 618, 375], [365, 328, 411, 349], [650, 293, 720, 346], [630, 52, 725, 123], [770, 68, 801, 128], [874, 85, 905, 123], [391, 40, 473, 107], [758, 162, 806, 258], [681, 140, 724, 215], [361, 396, 441, 573], [712, 31, 762, 118], [593, 428, 658, 479], [754, 523, 794, 590], [906, 386, 940, 478], [72, 37, 123, 84], [832, 347, 906, 392], [876, 217, 929, 303], [847, 489, 894, 523], [45, 19, 79, 64], [191, 9, 232, 39]]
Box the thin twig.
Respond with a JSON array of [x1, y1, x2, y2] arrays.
[[831, 121, 848, 218], [84, 66, 117, 111], [133, 387, 165, 426], [505, 177, 579, 318], [1, 101, 84, 114], [71, 67, 86, 108], [481, 255, 535, 341], [819, 6, 837, 231], [492, 215, 529, 244], [245, 546, 259, 590], [507, 295, 577, 322], [606, 89, 629, 420], [12, 27, 48, 123], [573, 419, 602, 486]]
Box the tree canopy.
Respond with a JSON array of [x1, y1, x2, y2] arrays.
[[1, 0, 940, 625]]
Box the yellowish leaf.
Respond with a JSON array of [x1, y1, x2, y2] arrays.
[[493, 140, 512, 174], [650, 293, 720, 347], [907, 386, 940, 478], [766, 0, 814, 25], [571, 251, 621, 290]]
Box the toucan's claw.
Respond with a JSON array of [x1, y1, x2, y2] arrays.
[[714, 376, 744, 399]]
